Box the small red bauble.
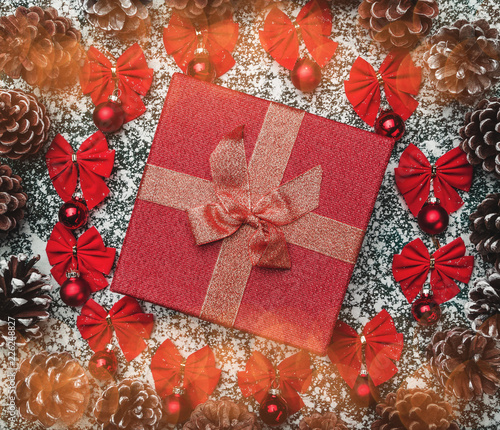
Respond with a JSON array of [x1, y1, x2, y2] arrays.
[[187, 51, 216, 83], [350, 372, 378, 408], [93, 96, 126, 133], [259, 390, 289, 426], [290, 58, 321, 92], [58, 197, 88, 230], [411, 290, 441, 326], [60, 272, 91, 307], [89, 345, 118, 381], [417, 199, 449, 235], [162, 391, 192, 425], [374, 110, 405, 141]]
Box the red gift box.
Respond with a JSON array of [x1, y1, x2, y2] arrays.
[[112, 73, 394, 354]]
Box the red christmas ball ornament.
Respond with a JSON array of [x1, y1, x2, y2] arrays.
[[417, 198, 449, 235], [350, 371, 378, 407], [60, 271, 91, 307], [58, 196, 88, 230], [374, 110, 405, 141], [411, 289, 441, 326], [89, 344, 118, 381], [187, 49, 216, 83], [93, 95, 126, 133], [162, 390, 192, 425], [290, 58, 322, 92], [259, 389, 289, 426]]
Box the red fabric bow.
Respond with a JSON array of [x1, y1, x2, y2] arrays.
[[327, 310, 404, 388], [150, 339, 221, 407], [344, 50, 421, 126], [395, 144, 473, 217], [45, 132, 115, 210], [80, 44, 153, 123], [392, 237, 474, 304], [238, 350, 312, 415], [163, 12, 238, 78], [76, 297, 154, 361], [46, 222, 116, 292], [259, 0, 337, 70]]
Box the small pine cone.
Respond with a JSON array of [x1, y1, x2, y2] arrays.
[[423, 19, 500, 103], [358, 0, 439, 50], [15, 352, 90, 427], [426, 327, 500, 400], [0, 88, 51, 160], [469, 193, 500, 272], [465, 271, 500, 340], [95, 379, 163, 430], [165, 0, 235, 19], [299, 411, 348, 430], [184, 397, 260, 430], [0, 164, 28, 233]]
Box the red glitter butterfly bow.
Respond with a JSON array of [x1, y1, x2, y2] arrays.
[[395, 144, 473, 217], [344, 50, 421, 126], [46, 222, 116, 292], [45, 132, 115, 210], [259, 0, 337, 70], [327, 310, 404, 388], [238, 350, 312, 415], [150, 339, 221, 407], [77, 297, 154, 361], [80, 43, 154, 123], [163, 12, 239, 78], [392, 237, 474, 304]]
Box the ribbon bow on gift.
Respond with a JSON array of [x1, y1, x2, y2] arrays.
[[150, 339, 221, 407], [395, 144, 473, 217], [259, 0, 337, 70], [187, 126, 322, 269], [80, 44, 154, 122], [344, 50, 421, 126], [77, 297, 154, 361], [392, 238, 474, 304], [327, 310, 404, 388], [238, 350, 312, 415], [45, 132, 115, 210]]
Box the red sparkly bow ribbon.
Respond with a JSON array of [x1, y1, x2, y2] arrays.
[[327, 310, 404, 388], [46, 222, 116, 292], [151, 339, 221, 407], [45, 132, 115, 210], [163, 12, 239, 78], [80, 44, 153, 123], [77, 297, 154, 361], [344, 50, 421, 126], [392, 237, 474, 304], [395, 144, 473, 217], [238, 351, 312, 415], [259, 0, 337, 70], [187, 126, 322, 269]]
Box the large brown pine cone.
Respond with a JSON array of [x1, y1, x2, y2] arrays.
[[0, 164, 27, 234], [358, 0, 439, 49], [15, 352, 90, 427], [372, 388, 459, 430], [423, 19, 500, 103], [426, 327, 500, 400], [165, 0, 235, 19], [469, 193, 500, 272], [95, 379, 163, 430], [0, 6, 83, 89], [0, 88, 51, 160], [299, 411, 348, 430], [460, 98, 500, 179]]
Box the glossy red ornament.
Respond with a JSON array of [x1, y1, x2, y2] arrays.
[[60, 272, 91, 307], [350, 372, 378, 408], [93, 97, 126, 133], [187, 51, 216, 83], [290, 58, 321, 92], [259, 390, 289, 426], [162, 391, 192, 425], [417, 199, 449, 235], [374, 110, 405, 141], [88, 345, 118, 381], [58, 197, 88, 230], [411, 289, 441, 326]]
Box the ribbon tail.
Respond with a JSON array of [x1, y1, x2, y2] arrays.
[[249, 223, 291, 269]]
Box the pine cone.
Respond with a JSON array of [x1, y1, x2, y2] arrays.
[[299, 411, 348, 430], [358, 0, 438, 49], [184, 397, 260, 430], [465, 270, 500, 340], [0, 164, 28, 234], [165, 0, 235, 19], [423, 19, 500, 103], [0, 88, 51, 160], [15, 352, 90, 427], [426, 327, 500, 400], [95, 379, 163, 430], [0, 6, 83, 89], [372, 388, 459, 430], [460, 98, 500, 179], [469, 193, 500, 272]]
